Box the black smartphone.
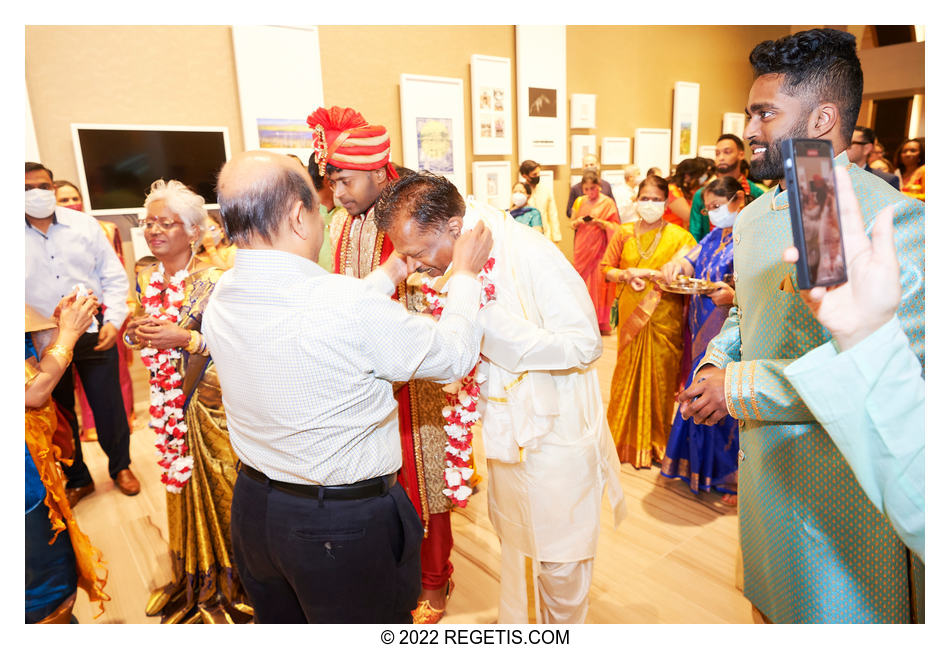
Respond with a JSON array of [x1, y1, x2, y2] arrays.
[[781, 138, 847, 289]]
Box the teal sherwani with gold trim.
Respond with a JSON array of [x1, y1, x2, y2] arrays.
[[701, 152, 924, 623]]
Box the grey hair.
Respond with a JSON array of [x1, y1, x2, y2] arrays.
[[143, 179, 208, 236], [623, 164, 641, 180]]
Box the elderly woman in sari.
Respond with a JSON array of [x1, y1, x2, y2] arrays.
[[570, 170, 620, 334], [659, 177, 745, 503], [123, 179, 251, 624], [601, 175, 696, 468]]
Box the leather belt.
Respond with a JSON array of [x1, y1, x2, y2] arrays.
[[238, 462, 397, 500]]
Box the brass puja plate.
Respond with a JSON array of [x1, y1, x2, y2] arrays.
[[656, 276, 718, 295]]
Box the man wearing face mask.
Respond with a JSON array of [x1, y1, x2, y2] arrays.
[[566, 154, 615, 219], [25, 162, 138, 506], [678, 29, 925, 623], [688, 134, 766, 242], [518, 160, 560, 242], [306, 105, 460, 623]]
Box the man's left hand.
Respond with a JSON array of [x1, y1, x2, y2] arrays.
[[677, 365, 729, 426], [93, 322, 118, 351], [380, 252, 409, 286]]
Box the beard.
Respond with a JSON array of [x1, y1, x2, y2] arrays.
[[749, 113, 811, 180], [716, 160, 739, 175]]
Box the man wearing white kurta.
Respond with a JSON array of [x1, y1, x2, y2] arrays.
[[374, 173, 626, 624]]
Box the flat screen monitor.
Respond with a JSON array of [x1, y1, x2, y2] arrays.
[[71, 124, 230, 215]]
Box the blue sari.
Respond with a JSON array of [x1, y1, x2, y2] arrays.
[[661, 228, 738, 494]]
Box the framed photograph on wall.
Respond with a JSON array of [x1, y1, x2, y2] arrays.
[[232, 25, 323, 161], [601, 137, 631, 166], [698, 145, 717, 159], [723, 112, 746, 138], [400, 73, 467, 196], [600, 169, 625, 189], [471, 55, 512, 156], [672, 81, 700, 164], [571, 134, 597, 169], [516, 26, 567, 165], [634, 127, 672, 178], [570, 93, 597, 129], [472, 161, 512, 210]]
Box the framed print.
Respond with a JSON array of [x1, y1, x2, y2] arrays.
[[698, 145, 717, 159], [571, 134, 597, 169], [516, 26, 567, 165], [399, 73, 467, 196], [672, 81, 700, 164], [634, 128, 672, 178], [723, 112, 746, 138], [471, 55, 512, 155], [601, 137, 632, 166], [570, 93, 597, 129], [472, 160, 512, 210]]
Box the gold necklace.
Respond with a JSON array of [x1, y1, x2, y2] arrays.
[[634, 222, 665, 260]]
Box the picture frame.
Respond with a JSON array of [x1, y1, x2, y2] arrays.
[[723, 112, 746, 139], [570, 93, 597, 129], [698, 145, 717, 160], [571, 134, 597, 169], [470, 54, 513, 156], [231, 25, 323, 161], [399, 73, 467, 196], [672, 81, 700, 164], [516, 25, 567, 165], [601, 137, 632, 166], [472, 161, 512, 210], [634, 128, 672, 178]]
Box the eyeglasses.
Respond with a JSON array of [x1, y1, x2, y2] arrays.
[[139, 218, 184, 231], [700, 192, 738, 216]]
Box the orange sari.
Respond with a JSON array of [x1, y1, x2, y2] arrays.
[[571, 193, 620, 331], [600, 222, 696, 467]]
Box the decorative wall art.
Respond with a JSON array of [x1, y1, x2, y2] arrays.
[[634, 128, 672, 178], [570, 93, 597, 129], [516, 25, 567, 165], [472, 161, 512, 210], [672, 81, 700, 164], [232, 25, 323, 160], [722, 112, 747, 139], [571, 134, 597, 170], [399, 73, 467, 195], [601, 137, 632, 166], [471, 55, 513, 155]]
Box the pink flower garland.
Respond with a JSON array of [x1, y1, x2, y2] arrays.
[[139, 265, 193, 493], [419, 257, 496, 506]]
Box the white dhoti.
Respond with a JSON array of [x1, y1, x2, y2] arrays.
[[498, 542, 593, 624]]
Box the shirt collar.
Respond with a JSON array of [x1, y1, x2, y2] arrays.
[[24, 205, 72, 231], [232, 248, 326, 278]]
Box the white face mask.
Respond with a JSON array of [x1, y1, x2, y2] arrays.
[[25, 188, 57, 219], [637, 201, 665, 224], [707, 193, 739, 229], [511, 192, 527, 208]]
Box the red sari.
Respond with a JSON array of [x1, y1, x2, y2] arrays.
[[571, 194, 620, 331]]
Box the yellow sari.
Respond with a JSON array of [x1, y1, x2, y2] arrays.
[[135, 266, 253, 624], [600, 222, 696, 468]]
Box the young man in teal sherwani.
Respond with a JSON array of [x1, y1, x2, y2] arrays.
[[679, 28, 924, 623]]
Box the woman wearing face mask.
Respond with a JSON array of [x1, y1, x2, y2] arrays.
[[600, 175, 696, 468], [570, 170, 620, 335], [507, 182, 543, 232], [658, 176, 746, 504], [665, 157, 707, 229], [53, 180, 135, 443]]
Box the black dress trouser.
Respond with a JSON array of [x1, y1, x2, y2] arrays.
[[230, 470, 423, 623], [52, 330, 132, 486]]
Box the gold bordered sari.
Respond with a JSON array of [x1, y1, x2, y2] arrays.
[[135, 265, 253, 624], [601, 222, 696, 468]]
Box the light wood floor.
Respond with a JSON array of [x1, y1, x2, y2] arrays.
[[71, 333, 753, 624]]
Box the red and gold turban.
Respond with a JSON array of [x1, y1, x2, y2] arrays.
[[307, 106, 398, 180]]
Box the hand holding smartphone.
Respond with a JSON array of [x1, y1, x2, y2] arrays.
[[781, 138, 847, 289]]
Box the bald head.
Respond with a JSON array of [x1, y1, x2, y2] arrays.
[[216, 150, 316, 248], [582, 153, 598, 172]]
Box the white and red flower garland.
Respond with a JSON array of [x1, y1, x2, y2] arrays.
[[139, 264, 194, 493], [419, 257, 496, 507]]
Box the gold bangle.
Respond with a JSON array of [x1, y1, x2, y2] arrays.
[[185, 330, 205, 354], [43, 344, 73, 367]]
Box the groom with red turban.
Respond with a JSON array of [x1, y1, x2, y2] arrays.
[[307, 105, 458, 623]]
